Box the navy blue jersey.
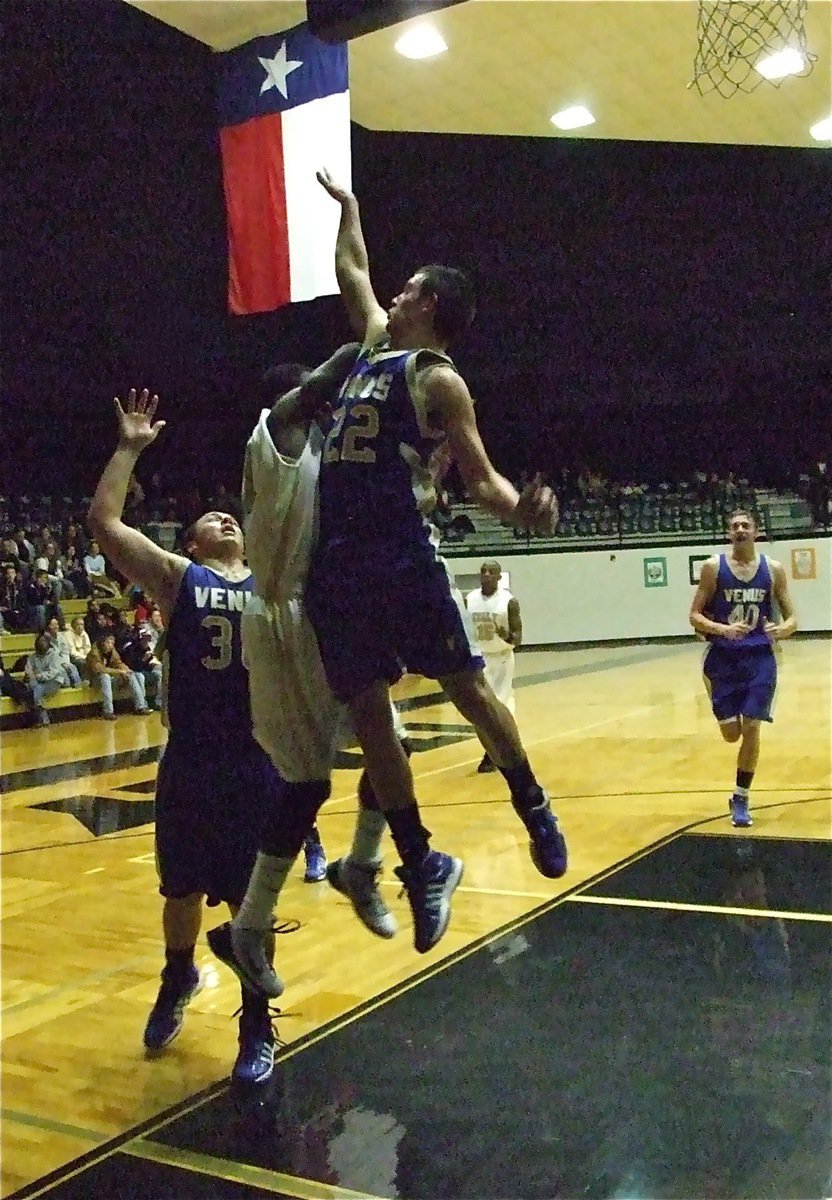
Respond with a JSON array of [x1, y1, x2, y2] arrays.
[[163, 563, 255, 747], [317, 342, 453, 551], [705, 554, 774, 649]]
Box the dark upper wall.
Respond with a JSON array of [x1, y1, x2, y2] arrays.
[[2, 0, 829, 494]]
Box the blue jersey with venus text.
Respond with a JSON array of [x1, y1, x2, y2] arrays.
[[317, 342, 453, 551], [705, 554, 774, 649], [163, 563, 254, 746]]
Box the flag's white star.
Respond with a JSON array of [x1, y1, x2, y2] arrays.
[[258, 41, 303, 100]]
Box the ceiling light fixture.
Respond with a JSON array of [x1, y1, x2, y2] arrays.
[[755, 47, 806, 80], [550, 105, 595, 131], [395, 25, 448, 60], [809, 115, 832, 141]]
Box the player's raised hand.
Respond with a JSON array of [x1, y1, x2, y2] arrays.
[[513, 473, 558, 536], [316, 167, 352, 204], [114, 387, 166, 454]]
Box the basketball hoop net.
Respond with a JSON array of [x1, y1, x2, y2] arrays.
[[690, 1, 817, 97]]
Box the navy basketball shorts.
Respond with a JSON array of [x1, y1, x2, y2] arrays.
[[702, 643, 778, 724], [306, 544, 484, 703], [154, 737, 280, 907]]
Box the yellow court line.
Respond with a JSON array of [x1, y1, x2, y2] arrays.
[[567, 894, 832, 922], [0, 1107, 107, 1143], [124, 1140, 390, 1200]]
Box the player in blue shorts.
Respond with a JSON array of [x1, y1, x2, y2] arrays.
[[89, 388, 287, 1085], [689, 509, 797, 827], [307, 169, 568, 946]]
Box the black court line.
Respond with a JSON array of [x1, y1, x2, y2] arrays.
[[7, 795, 827, 1200], [1, 642, 685, 796]]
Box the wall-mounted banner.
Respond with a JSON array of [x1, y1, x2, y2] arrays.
[[643, 556, 668, 588], [791, 547, 817, 581]]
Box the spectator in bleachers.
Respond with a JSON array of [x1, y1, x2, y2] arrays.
[[36, 525, 55, 555], [0, 566, 27, 631], [44, 615, 82, 686], [24, 569, 61, 632], [35, 540, 75, 599], [14, 527, 36, 566], [2, 537, 24, 577], [112, 609, 135, 653], [86, 632, 150, 720], [83, 539, 120, 598], [63, 521, 89, 562], [63, 615, 92, 678], [0, 660, 38, 723], [24, 632, 68, 726], [131, 590, 152, 627], [119, 624, 162, 709], [141, 607, 164, 654], [63, 545, 89, 598]]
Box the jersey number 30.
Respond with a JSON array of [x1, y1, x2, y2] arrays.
[[323, 404, 379, 465], [201, 615, 234, 670]]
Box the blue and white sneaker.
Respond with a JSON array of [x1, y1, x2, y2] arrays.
[[394, 850, 463, 954], [143, 965, 203, 1051], [231, 1005, 281, 1085], [522, 793, 568, 878], [303, 839, 327, 882], [729, 794, 753, 828]]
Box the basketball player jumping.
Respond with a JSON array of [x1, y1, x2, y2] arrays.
[[689, 509, 797, 827], [305, 169, 568, 952], [89, 389, 286, 1085]]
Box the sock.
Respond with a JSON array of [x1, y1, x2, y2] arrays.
[[498, 757, 542, 812], [736, 769, 754, 793], [234, 852, 294, 931], [384, 805, 431, 872], [164, 945, 195, 981], [240, 987, 270, 1023], [305, 825, 323, 850], [348, 808, 387, 868]]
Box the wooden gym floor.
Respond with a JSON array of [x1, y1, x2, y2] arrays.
[[1, 637, 830, 1199]]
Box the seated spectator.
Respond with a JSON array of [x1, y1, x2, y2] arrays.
[[24, 632, 68, 726], [63, 545, 89, 598], [0, 566, 27, 631], [1, 537, 24, 577], [34, 540, 75, 600], [0, 660, 39, 725], [24, 569, 62, 632], [14, 528, 36, 566], [86, 633, 150, 720], [119, 625, 162, 709], [112, 609, 135, 653], [83, 540, 121, 598], [44, 615, 82, 686], [63, 521, 89, 561], [63, 615, 91, 678], [130, 590, 155, 628], [141, 607, 164, 654]]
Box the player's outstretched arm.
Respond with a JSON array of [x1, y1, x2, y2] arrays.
[[317, 168, 387, 345], [766, 560, 797, 640], [88, 389, 189, 618], [425, 367, 557, 536], [266, 342, 361, 457]]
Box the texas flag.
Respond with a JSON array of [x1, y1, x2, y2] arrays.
[[216, 24, 350, 315]]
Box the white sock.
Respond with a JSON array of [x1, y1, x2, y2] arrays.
[[234, 853, 294, 930], [733, 785, 750, 798], [348, 809, 386, 868]]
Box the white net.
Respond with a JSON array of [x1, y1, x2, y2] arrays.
[[690, 1, 817, 97]]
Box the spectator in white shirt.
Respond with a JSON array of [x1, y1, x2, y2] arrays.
[[45, 615, 82, 686], [63, 616, 92, 676], [83, 540, 120, 598]]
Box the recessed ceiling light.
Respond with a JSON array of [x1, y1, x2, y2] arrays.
[[550, 105, 595, 131], [395, 25, 448, 60], [755, 47, 805, 80], [809, 115, 832, 141]]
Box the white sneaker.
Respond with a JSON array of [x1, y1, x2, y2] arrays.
[[327, 858, 398, 938]]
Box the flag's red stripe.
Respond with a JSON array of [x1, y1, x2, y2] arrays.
[[220, 113, 289, 315]]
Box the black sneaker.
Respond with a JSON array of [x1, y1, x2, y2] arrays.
[[143, 965, 203, 1051], [477, 754, 496, 773]]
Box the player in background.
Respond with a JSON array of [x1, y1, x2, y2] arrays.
[[465, 561, 522, 772], [689, 510, 796, 827]]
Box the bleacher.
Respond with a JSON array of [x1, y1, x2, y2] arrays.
[[1, 594, 135, 726], [440, 486, 816, 555]]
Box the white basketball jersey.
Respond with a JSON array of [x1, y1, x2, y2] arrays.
[[242, 411, 322, 605], [465, 588, 513, 655]]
